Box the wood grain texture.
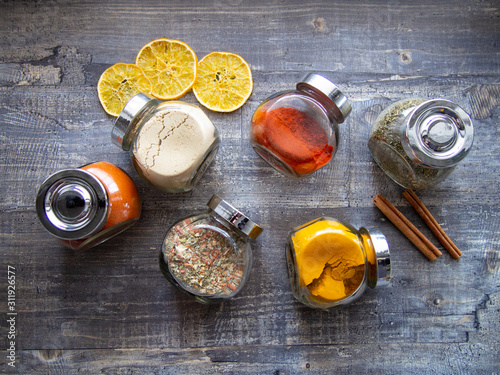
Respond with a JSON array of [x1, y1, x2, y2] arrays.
[[1, 0, 499, 373]]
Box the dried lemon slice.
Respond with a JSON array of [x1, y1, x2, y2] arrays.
[[136, 38, 197, 100], [193, 51, 253, 112], [97, 63, 152, 116]]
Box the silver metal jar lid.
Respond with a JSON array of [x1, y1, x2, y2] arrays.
[[208, 195, 263, 240], [296, 73, 352, 123], [111, 92, 160, 151], [36, 169, 108, 240], [361, 227, 391, 288], [402, 99, 474, 168]]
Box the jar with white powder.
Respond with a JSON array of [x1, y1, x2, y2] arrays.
[[112, 93, 220, 193]]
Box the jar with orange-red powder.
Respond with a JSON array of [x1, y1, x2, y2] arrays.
[[36, 161, 141, 250], [250, 73, 352, 178]]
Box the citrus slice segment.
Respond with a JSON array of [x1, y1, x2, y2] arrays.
[[97, 63, 152, 116], [136, 38, 197, 100], [193, 51, 252, 112]]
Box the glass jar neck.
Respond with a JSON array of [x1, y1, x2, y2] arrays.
[[111, 93, 160, 151], [207, 195, 263, 240], [295, 73, 352, 124], [298, 86, 345, 124], [360, 231, 378, 288], [359, 227, 391, 289]]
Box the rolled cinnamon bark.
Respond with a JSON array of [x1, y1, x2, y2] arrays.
[[403, 189, 461, 259], [373, 194, 441, 261]]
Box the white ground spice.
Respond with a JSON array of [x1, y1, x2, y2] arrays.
[[133, 104, 217, 191]]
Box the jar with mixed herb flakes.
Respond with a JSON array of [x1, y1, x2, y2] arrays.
[[286, 217, 391, 309], [368, 98, 474, 190], [159, 195, 263, 304]]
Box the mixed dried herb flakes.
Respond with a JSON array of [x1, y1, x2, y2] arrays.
[[163, 217, 245, 297]]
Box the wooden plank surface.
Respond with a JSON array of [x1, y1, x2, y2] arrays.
[[1, 0, 499, 374]]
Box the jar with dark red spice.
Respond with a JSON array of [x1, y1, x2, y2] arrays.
[[250, 73, 352, 177], [36, 162, 141, 250]]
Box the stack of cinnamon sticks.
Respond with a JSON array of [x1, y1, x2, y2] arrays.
[[373, 190, 462, 261]]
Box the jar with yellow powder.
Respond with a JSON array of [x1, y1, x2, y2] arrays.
[[286, 217, 391, 309], [112, 93, 220, 193]]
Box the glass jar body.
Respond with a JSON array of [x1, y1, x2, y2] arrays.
[[36, 162, 141, 250], [160, 211, 253, 304], [368, 99, 455, 190], [127, 100, 220, 193], [250, 90, 339, 178], [286, 217, 382, 309]]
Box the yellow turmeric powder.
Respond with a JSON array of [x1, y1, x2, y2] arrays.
[[291, 218, 366, 301]]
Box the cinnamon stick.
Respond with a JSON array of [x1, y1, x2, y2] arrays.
[[403, 189, 462, 259], [373, 194, 441, 261]]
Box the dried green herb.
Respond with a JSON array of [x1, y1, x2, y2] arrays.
[[369, 99, 453, 189]]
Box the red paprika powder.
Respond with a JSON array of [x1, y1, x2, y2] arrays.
[[249, 73, 352, 178], [251, 106, 333, 175]]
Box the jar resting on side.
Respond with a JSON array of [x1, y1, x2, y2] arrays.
[[36, 161, 141, 250], [112, 93, 220, 193], [368, 98, 474, 190], [250, 73, 352, 178], [159, 195, 263, 304], [286, 217, 391, 309]]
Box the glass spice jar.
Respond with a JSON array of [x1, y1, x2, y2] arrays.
[[286, 217, 391, 309], [112, 93, 220, 193], [368, 98, 474, 190], [250, 73, 352, 178], [36, 161, 141, 250], [159, 195, 263, 304]]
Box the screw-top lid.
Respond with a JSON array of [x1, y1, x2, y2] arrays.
[[208, 195, 263, 240], [401, 99, 474, 168], [296, 73, 352, 123], [36, 169, 108, 240], [361, 227, 391, 288], [111, 93, 160, 151]]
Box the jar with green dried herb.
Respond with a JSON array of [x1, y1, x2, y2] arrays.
[[159, 195, 263, 304], [368, 98, 474, 189]]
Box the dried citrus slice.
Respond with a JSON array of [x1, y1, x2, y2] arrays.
[[193, 51, 253, 112], [97, 63, 151, 116], [136, 38, 197, 100]]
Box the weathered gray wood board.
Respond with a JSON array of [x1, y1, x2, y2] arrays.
[[1, 0, 499, 374]]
